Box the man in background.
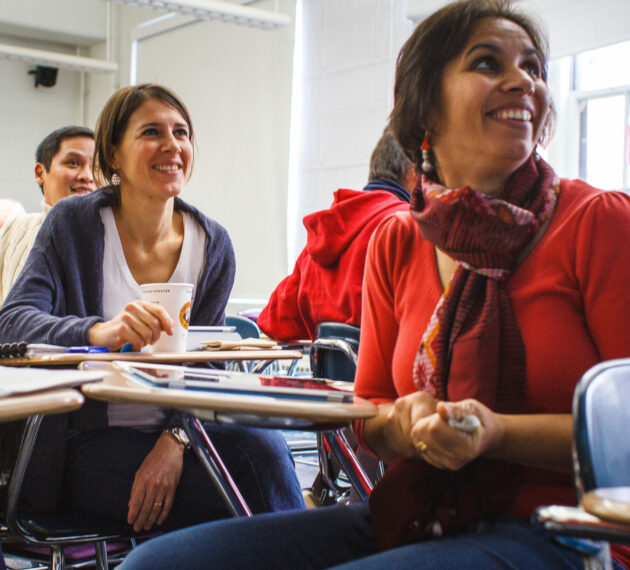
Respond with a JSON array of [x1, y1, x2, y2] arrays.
[[258, 127, 417, 341], [0, 126, 96, 303]]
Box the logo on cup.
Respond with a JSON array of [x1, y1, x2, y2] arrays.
[[180, 302, 191, 330]]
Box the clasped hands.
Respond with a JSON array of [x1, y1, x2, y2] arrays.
[[383, 392, 501, 471]]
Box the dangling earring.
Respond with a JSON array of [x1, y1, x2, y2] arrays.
[[421, 133, 433, 173], [111, 171, 121, 186]]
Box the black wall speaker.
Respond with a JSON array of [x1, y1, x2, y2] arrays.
[[29, 65, 59, 88]]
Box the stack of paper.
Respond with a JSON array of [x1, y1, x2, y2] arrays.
[[0, 367, 106, 398]]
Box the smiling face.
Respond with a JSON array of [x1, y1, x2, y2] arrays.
[[431, 17, 551, 194], [112, 98, 193, 204], [35, 136, 96, 206]]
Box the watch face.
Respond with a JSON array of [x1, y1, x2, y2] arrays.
[[176, 428, 190, 444]]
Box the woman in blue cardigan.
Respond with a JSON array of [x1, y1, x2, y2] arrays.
[[0, 84, 303, 531]]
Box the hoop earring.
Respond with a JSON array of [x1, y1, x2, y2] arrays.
[[421, 134, 433, 173], [111, 171, 121, 186]]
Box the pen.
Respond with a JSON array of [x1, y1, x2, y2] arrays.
[[66, 346, 111, 353]]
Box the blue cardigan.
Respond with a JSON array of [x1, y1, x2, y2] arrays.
[[0, 188, 235, 511], [0, 188, 235, 346]]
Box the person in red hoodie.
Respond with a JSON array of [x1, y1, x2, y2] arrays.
[[258, 128, 417, 341]]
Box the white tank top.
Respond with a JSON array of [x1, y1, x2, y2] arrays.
[[100, 206, 206, 430]]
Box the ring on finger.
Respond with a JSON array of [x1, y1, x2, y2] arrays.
[[415, 440, 428, 453], [153, 501, 164, 507]]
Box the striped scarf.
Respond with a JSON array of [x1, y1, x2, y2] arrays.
[[411, 154, 558, 412]]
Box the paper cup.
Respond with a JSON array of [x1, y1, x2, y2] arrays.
[[140, 283, 193, 353]]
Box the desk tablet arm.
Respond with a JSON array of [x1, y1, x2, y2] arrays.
[[532, 504, 630, 545]]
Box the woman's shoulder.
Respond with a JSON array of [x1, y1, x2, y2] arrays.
[[175, 198, 230, 240], [41, 189, 112, 235], [375, 209, 420, 236], [370, 210, 424, 252], [559, 178, 630, 211], [47, 188, 112, 217], [556, 178, 630, 229]]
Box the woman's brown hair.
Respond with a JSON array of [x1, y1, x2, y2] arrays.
[[390, 0, 553, 170], [94, 83, 195, 190]]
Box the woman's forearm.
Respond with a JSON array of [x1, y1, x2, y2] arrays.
[[362, 402, 398, 464], [487, 413, 574, 473]]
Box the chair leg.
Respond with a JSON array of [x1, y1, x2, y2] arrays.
[[50, 547, 64, 570], [94, 540, 109, 570]]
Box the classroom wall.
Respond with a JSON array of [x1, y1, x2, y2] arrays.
[[288, 0, 412, 265], [0, 34, 85, 212], [407, 0, 630, 58]]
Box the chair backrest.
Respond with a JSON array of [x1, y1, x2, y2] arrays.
[[225, 314, 261, 340], [573, 358, 630, 493], [310, 322, 360, 383]]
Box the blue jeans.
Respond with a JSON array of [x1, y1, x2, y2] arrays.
[[118, 501, 584, 569], [63, 423, 304, 531]]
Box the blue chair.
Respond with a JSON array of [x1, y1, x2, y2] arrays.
[[224, 315, 262, 373], [310, 322, 360, 383], [573, 359, 630, 493], [533, 358, 630, 557], [225, 315, 261, 340]]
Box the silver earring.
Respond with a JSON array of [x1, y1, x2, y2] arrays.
[[111, 171, 121, 186]]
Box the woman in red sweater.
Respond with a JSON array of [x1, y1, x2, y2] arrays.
[[119, 1, 630, 568]]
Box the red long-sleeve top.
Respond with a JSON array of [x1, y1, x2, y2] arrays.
[[354, 178, 630, 526]]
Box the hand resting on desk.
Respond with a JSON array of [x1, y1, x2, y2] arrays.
[[88, 301, 175, 352]]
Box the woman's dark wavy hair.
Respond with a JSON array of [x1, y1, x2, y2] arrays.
[[390, 0, 554, 170]]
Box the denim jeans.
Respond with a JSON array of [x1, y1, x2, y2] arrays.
[[63, 423, 305, 532], [118, 501, 585, 570]]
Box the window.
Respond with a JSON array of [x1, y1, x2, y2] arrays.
[[573, 40, 630, 192]]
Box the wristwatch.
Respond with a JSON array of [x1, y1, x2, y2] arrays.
[[164, 427, 191, 452]]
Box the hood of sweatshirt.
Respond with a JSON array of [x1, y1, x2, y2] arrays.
[[304, 187, 407, 267]]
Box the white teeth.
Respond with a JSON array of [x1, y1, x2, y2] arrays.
[[154, 165, 180, 172], [492, 109, 532, 121]]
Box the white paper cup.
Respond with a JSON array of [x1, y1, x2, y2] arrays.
[[140, 283, 193, 353]]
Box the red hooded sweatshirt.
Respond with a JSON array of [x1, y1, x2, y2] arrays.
[[258, 187, 408, 341]]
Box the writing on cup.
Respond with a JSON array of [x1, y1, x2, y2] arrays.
[[140, 283, 194, 353]]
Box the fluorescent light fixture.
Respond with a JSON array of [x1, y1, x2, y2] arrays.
[[108, 0, 290, 29], [0, 43, 118, 73]]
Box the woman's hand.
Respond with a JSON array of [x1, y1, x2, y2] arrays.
[[88, 301, 174, 351], [364, 392, 439, 463], [127, 433, 184, 532], [409, 399, 501, 471]]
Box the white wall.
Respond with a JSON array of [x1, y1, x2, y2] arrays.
[[288, 0, 412, 264], [407, 0, 630, 58], [0, 34, 85, 211]]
